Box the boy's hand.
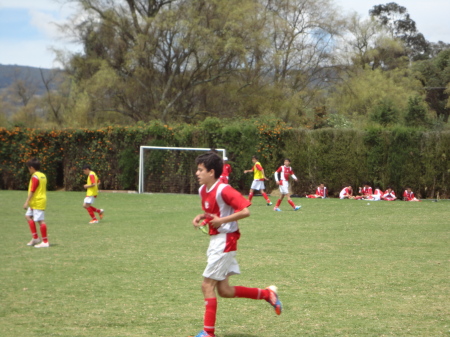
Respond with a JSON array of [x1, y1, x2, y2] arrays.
[[208, 214, 222, 228]]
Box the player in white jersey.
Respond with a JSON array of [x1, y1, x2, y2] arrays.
[[273, 158, 301, 211], [189, 152, 282, 337]]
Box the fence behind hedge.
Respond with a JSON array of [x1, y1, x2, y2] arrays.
[[1, 118, 449, 198]]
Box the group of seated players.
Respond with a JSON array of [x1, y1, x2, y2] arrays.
[[305, 183, 420, 201]]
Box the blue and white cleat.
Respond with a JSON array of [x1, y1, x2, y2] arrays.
[[274, 207, 282, 212], [266, 285, 282, 315], [294, 206, 301, 211]]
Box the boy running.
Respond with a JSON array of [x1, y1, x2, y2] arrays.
[[243, 155, 272, 205], [82, 165, 104, 223], [190, 152, 282, 337], [23, 158, 50, 248], [273, 158, 301, 211]]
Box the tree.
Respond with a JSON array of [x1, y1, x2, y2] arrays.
[[369, 2, 430, 60], [413, 49, 450, 122], [404, 96, 430, 127]]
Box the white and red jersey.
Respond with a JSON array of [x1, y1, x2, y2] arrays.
[[339, 187, 352, 198], [316, 186, 327, 197], [199, 180, 250, 240], [222, 163, 232, 178], [383, 190, 396, 199], [374, 189, 383, 197], [403, 190, 415, 201], [360, 186, 373, 195], [274, 165, 297, 182]]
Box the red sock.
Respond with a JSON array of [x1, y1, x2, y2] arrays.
[[92, 207, 101, 213], [288, 200, 295, 208], [248, 192, 253, 202], [28, 219, 38, 239], [204, 297, 217, 336], [262, 192, 270, 203], [40, 223, 48, 243], [87, 207, 96, 219], [234, 286, 269, 300], [276, 199, 282, 207]]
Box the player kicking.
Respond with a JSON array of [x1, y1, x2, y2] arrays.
[[273, 158, 301, 211], [24, 158, 50, 248], [82, 165, 104, 223], [190, 152, 282, 337]]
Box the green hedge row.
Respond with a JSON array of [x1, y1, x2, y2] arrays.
[[1, 119, 449, 198]]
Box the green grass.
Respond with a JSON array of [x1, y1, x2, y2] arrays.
[[1, 190, 449, 337]]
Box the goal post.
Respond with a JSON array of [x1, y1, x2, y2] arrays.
[[138, 146, 227, 194]]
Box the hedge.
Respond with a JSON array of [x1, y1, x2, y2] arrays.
[[1, 118, 449, 198]]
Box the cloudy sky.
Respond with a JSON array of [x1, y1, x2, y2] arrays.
[[1, 0, 449, 69]]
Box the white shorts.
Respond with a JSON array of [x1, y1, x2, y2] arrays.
[[203, 234, 240, 281], [250, 180, 265, 191], [25, 208, 45, 221], [278, 181, 289, 194], [84, 196, 96, 205]]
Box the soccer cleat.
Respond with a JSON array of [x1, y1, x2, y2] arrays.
[[27, 238, 41, 246], [274, 207, 281, 212], [294, 206, 301, 211], [99, 209, 104, 220], [89, 219, 99, 224], [267, 202, 273, 206], [266, 285, 282, 315], [189, 330, 215, 337], [35, 242, 49, 248]]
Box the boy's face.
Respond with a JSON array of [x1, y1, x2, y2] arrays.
[[284, 160, 290, 166], [83, 168, 90, 175], [251, 158, 257, 163], [196, 163, 215, 186]]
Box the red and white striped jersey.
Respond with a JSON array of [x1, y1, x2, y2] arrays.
[[360, 186, 373, 195], [403, 190, 415, 200], [199, 181, 251, 236], [275, 165, 297, 182], [316, 186, 327, 197]]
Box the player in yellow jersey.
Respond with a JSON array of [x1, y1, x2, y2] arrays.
[[23, 158, 50, 248], [82, 164, 104, 224], [243, 155, 272, 206]]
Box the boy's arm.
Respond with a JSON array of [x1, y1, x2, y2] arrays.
[[24, 176, 39, 209], [209, 208, 250, 228]]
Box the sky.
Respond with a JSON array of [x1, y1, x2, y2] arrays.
[[0, 0, 449, 69]]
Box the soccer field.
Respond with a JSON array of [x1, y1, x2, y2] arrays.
[[1, 190, 449, 337]]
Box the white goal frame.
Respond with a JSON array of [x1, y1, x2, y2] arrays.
[[138, 146, 227, 193]]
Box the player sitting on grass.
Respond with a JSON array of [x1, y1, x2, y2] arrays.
[[190, 152, 282, 337], [273, 158, 301, 211], [24, 158, 50, 248], [306, 183, 327, 198], [82, 165, 104, 224]]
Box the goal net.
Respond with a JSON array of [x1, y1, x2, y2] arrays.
[[138, 146, 227, 194]]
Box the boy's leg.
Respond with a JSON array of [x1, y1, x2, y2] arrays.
[[248, 189, 254, 202], [38, 221, 48, 243], [274, 194, 284, 210], [201, 278, 218, 337], [83, 203, 98, 222], [26, 214, 40, 245], [217, 277, 282, 315], [261, 189, 272, 205]]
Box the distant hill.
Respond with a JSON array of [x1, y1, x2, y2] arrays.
[[0, 64, 62, 95]]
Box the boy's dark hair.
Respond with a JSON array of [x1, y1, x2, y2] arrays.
[[284, 158, 291, 162], [82, 164, 91, 170], [252, 155, 258, 160], [26, 158, 41, 171], [196, 152, 223, 178]]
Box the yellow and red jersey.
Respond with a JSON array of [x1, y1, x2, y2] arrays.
[[28, 171, 47, 210], [86, 171, 99, 197]]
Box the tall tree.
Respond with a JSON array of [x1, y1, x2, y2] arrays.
[[369, 2, 429, 60]]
